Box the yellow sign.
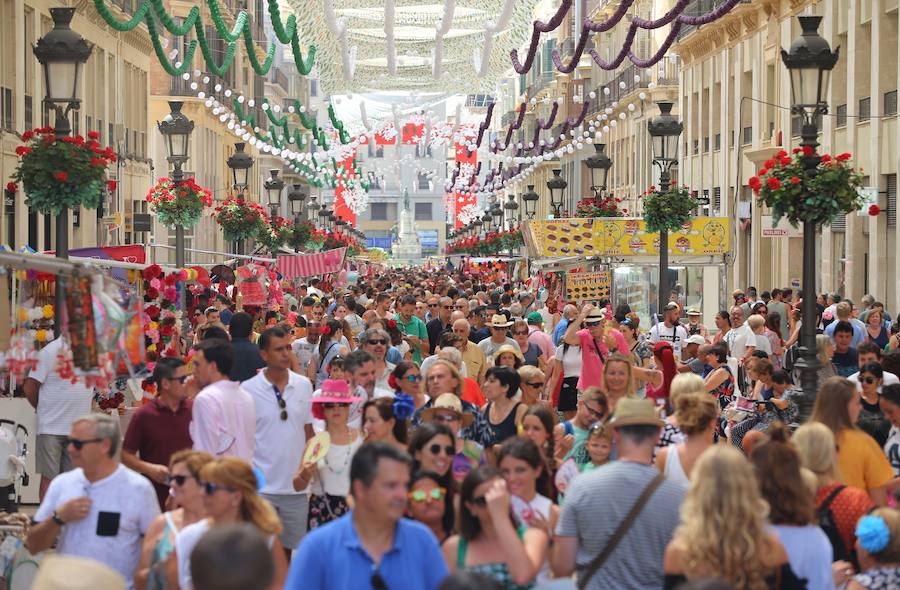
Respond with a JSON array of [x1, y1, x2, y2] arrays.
[[566, 271, 611, 302], [525, 217, 730, 258]]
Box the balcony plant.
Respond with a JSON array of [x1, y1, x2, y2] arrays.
[[10, 127, 117, 214], [748, 147, 865, 228]]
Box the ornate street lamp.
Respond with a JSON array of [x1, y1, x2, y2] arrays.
[[584, 143, 613, 197], [264, 169, 285, 217], [227, 142, 254, 193], [504, 194, 519, 229], [522, 184, 539, 219], [288, 184, 307, 219], [648, 101, 683, 318], [490, 198, 504, 231], [33, 7, 92, 337], [481, 210, 492, 236], [33, 7, 92, 138], [783, 15, 839, 420], [546, 169, 567, 218]]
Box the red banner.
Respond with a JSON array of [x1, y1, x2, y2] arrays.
[[334, 153, 357, 227], [45, 245, 147, 264], [453, 141, 478, 228]]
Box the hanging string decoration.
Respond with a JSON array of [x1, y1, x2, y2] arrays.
[[92, 0, 315, 77], [341, 186, 370, 216]]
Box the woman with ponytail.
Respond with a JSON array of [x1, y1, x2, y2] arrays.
[[849, 508, 900, 589], [749, 422, 835, 589], [170, 457, 287, 589], [313, 319, 348, 389], [647, 342, 678, 407]]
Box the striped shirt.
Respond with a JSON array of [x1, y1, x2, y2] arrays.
[[556, 461, 687, 590]]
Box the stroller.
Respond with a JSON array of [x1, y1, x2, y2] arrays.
[[0, 419, 28, 513]]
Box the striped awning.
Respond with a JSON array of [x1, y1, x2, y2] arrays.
[[276, 248, 347, 279]]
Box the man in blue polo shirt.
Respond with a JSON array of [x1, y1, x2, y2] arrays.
[[287, 443, 447, 590]]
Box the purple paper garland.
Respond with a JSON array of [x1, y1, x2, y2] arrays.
[[510, 0, 573, 75]]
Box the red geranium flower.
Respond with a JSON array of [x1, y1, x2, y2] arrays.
[[780, 157, 792, 167], [821, 154, 832, 163], [766, 177, 782, 190], [145, 304, 160, 319], [5, 182, 16, 193], [88, 131, 99, 140], [54, 171, 68, 183], [775, 150, 787, 158], [790, 177, 801, 184], [802, 145, 815, 156], [837, 153, 852, 162], [163, 273, 179, 286], [764, 159, 775, 168], [142, 264, 162, 280], [146, 287, 160, 300], [869, 204, 881, 216]]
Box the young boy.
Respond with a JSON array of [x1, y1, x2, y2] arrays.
[[581, 423, 613, 472]]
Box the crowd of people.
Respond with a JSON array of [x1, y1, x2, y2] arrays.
[[18, 269, 900, 589]]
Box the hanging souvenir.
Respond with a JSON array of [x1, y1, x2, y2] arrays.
[[236, 263, 267, 307], [66, 272, 98, 371]]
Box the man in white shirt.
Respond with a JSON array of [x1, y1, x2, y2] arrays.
[[27, 413, 160, 589], [648, 302, 689, 360], [343, 349, 393, 429], [292, 319, 321, 381], [190, 338, 256, 461], [243, 327, 314, 556], [724, 305, 756, 363], [849, 343, 900, 393], [23, 337, 95, 500]]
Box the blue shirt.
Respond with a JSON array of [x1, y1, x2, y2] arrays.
[[552, 318, 570, 346], [287, 512, 448, 590], [386, 346, 402, 365], [824, 320, 866, 348]]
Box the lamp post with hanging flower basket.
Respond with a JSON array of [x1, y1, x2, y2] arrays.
[[214, 198, 269, 255], [256, 215, 294, 255]]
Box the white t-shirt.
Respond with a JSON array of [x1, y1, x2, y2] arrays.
[[753, 331, 772, 356], [176, 519, 274, 590], [242, 370, 313, 495], [291, 338, 319, 373], [725, 324, 756, 360], [29, 338, 94, 435], [648, 322, 689, 359], [850, 370, 900, 394], [884, 425, 900, 477], [35, 465, 160, 589], [556, 343, 583, 378]]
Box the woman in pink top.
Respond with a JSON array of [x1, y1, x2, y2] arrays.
[[562, 305, 624, 390]]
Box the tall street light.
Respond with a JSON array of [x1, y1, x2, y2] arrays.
[[522, 185, 539, 219], [157, 100, 194, 337], [648, 101, 683, 316], [585, 144, 613, 198], [288, 184, 307, 252], [504, 193, 519, 230], [33, 7, 92, 337], [157, 101, 194, 271], [264, 169, 284, 217], [227, 141, 254, 194], [783, 15, 839, 420], [546, 169, 567, 218]]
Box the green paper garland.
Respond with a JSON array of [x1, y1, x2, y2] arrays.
[[93, 0, 315, 77]]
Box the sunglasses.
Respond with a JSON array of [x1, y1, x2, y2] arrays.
[[454, 305, 466, 310], [585, 321, 602, 327], [167, 474, 192, 487], [433, 413, 459, 423], [427, 444, 455, 456], [859, 376, 878, 385], [513, 331, 529, 336], [273, 386, 288, 421], [371, 572, 388, 590], [428, 304, 438, 308], [322, 402, 350, 409], [367, 339, 388, 346], [408, 487, 447, 503], [469, 496, 488, 507], [441, 305, 452, 310], [167, 375, 189, 384], [491, 326, 507, 331], [65, 437, 103, 450], [203, 482, 235, 495], [404, 374, 422, 383], [584, 403, 606, 419], [526, 381, 544, 388]]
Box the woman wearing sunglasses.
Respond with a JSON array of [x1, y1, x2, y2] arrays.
[[409, 422, 457, 486], [295, 380, 363, 530], [858, 362, 891, 446], [442, 465, 548, 589], [170, 457, 287, 590], [391, 361, 428, 409], [406, 470, 454, 546], [510, 320, 545, 371], [136, 450, 212, 590]]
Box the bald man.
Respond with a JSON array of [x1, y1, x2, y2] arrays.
[[454, 318, 487, 384]]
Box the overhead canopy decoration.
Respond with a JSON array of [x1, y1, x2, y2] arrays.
[[285, 0, 540, 94]]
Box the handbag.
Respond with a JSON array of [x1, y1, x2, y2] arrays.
[[577, 473, 665, 590]]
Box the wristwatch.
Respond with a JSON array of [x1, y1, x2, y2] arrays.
[[51, 511, 65, 526]]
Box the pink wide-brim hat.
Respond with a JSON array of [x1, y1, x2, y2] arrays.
[[312, 379, 363, 404]]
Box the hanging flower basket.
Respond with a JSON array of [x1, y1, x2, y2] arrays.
[[287, 220, 316, 250], [446, 228, 523, 256], [214, 198, 268, 242], [146, 177, 213, 227], [575, 195, 626, 218], [641, 185, 698, 234], [10, 128, 117, 215], [748, 148, 865, 228], [256, 216, 294, 253]]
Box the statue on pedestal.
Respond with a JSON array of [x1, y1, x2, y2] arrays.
[[391, 188, 422, 262]]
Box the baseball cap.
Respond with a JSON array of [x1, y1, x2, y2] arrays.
[[664, 302, 680, 312], [686, 335, 706, 346], [526, 312, 543, 325]]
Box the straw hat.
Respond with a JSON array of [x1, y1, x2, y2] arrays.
[[420, 393, 475, 427], [493, 344, 524, 363], [32, 555, 126, 590], [686, 306, 701, 316], [489, 314, 513, 328], [607, 398, 665, 429]]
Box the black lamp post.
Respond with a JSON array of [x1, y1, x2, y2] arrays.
[[522, 184, 539, 219], [648, 101, 683, 318], [157, 101, 194, 268], [481, 210, 492, 236], [157, 100, 194, 336], [33, 7, 92, 337], [546, 169, 567, 218], [490, 198, 503, 231], [585, 143, 613, 197], [264, 169, 285, 217], [227, 141, 254, 193], [504, 193, 519, 229], [783, 15, 839, 420], [288, 184, 307, 219]]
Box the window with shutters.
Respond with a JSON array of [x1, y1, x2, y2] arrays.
[[888, 174, 897, 229], [713, 187, 722, 215], [836, 104, 847, 127], [414, 202, 432, 221], [370, 203, 388, 221], [885, 91, 897, 117], [714, 134, 721, 151], [859, 97, 871, 122]]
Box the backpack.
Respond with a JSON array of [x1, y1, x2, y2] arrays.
[[817, 485, 851, 563]]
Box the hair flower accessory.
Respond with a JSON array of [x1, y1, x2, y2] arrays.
[[856, 515, 891, 554], [320, 325, 332, 336], [393, 393, 416, 421], [387, 373, 398, 390], [387, 319, 397, 329]]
